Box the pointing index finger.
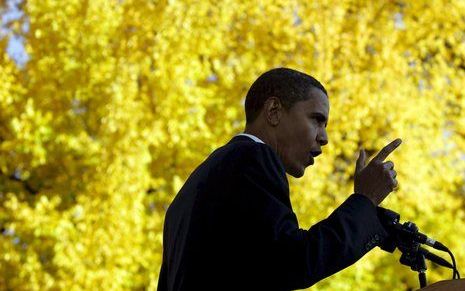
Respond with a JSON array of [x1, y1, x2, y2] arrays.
[[372, 138, 402, 163]]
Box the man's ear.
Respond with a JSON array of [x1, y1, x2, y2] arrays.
[[264, 96, 282, 126]]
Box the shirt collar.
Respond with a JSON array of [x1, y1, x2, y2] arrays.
[[235, 133, 266, 144]]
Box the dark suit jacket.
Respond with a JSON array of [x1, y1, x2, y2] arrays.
[[158, 135, 388, 291]]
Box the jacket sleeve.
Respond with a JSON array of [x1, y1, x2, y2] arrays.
[[292, 194, 388, 288], [235, 143, 389, 290]]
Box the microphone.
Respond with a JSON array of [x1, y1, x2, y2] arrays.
[[376, 207, 448, 252], [376, 207, 461, 280], [392, 221, 448, 252], [418, 246, 454, 269]]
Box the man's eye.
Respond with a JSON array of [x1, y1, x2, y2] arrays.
[[310, 116, 326, 127], [315, 118, 327, 127]]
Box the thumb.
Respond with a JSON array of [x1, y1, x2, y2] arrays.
[[355, 148, 366, 174]]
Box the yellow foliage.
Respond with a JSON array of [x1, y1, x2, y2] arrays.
[[1, 0, 465, 290]]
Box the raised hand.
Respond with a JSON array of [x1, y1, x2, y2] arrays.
[[354, 138, 402, 206]]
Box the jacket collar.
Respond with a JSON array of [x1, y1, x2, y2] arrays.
[[226, 135, 257, 145]]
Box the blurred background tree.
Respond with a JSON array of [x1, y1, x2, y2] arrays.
[[1, 0, 464, 290]]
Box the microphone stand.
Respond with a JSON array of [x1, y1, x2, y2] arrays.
[[397, 222, 428, 288], [377, 206, 460, 289]]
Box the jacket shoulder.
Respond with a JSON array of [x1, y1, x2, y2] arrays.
[[211, 139, 285, 176]]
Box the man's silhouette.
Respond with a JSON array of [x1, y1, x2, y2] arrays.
[[158, 68, 401, 291]]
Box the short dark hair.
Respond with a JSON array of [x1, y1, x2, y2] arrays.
[[244, 67, 327, 124]]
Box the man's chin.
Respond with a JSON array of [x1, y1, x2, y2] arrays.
[[287, 166, 305, 178]]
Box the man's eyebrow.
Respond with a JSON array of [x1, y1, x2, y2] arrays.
[[309, 112, 328, 122]]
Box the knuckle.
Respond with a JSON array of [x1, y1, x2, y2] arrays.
[[383, 161, 394, 170]]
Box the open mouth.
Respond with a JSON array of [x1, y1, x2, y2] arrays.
[[308, 150, 321, 166], [308, 155, 314, 165]]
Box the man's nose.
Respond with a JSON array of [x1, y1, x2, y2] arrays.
[[317, 129, 328, 146]]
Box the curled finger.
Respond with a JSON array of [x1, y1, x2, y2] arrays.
[[383, 161, 394, 170]]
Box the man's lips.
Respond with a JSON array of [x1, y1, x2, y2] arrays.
[[307, 150, 321, 166], [308, 155, 314, 166]]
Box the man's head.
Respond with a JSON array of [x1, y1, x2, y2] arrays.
[[244, 67, 329, 178]]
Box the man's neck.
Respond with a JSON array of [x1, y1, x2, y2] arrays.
[[243, 126, 276, 150]]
